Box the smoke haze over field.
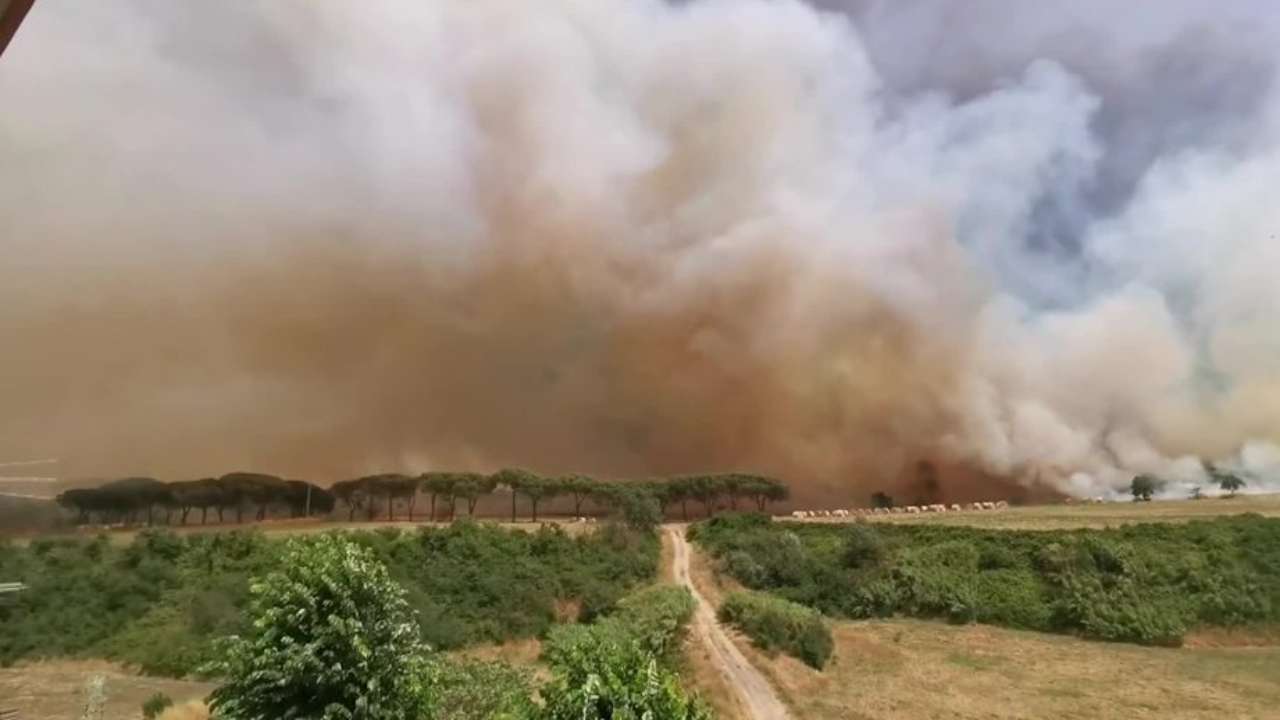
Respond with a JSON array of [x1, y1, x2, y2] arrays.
[[2, 0, 1279, 501]]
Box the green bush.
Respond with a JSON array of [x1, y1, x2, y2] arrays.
[[141, 692, 173, 720], [692, 514, 1280, 647], [841, 524, 887, 570], [718, 590, 833, 669], [544, 585, 696, 670], [0, 522, 659, 677], [541, 585, 711, 720], [428, 660, 539, 720], [206, 534, 430, 720]]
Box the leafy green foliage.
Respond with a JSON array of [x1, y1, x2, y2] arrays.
[[141, 692, 173, 720], [427, 659, 539, 720], [594, 485, 663, 531], [207, 534, 429, 720], [541, 585, 711, 720], [1130, 474, 1162, 501], [1219, 474, 1246, 496], [718, 590, 833, 669], [693, 514, 1280, 646], [0, 522, 658, 676]]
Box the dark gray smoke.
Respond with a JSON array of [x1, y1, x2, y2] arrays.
[[1, 0, 1277, 501]]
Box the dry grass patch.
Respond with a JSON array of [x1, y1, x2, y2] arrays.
[[448, 636, 545, 666], [157, 700, 209, 720], [0, 660, 213, 720], [748, 619, 1280, 720]]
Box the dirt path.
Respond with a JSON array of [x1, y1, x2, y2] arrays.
[[668, 527, 792, 720]]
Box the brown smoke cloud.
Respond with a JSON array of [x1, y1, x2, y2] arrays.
[[2, 1, 1278, 503]]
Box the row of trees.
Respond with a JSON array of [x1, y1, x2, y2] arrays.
[[56, 470, 790, 526], [56, 473, 335, 526], [312, 470, 790, 523], [1131, 463, 1247, 502]]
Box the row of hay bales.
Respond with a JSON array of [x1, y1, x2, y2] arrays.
[[790, 500, 1009, 519]]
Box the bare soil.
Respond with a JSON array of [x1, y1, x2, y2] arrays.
[[0, 661, 213, 720], [669, 527, 792, 720]]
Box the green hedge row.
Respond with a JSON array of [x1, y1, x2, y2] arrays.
[[692, 512, 1280, 647], [718, 590, 833, 669]]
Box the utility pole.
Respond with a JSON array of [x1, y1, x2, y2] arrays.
[[304, 483, 312, 518]]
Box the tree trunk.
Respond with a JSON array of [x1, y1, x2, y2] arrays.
[[217, 506, 225, 523], [573, 495, 584, 515], [236, 504, 244, 524], [511, 492, 517, 523], [146, 504, 154, 526], [407, 493, 416, 522], [181, 507, 191, 525], [386, 494, 394, 521], [468, 497, 480, 516], [531, 498, 539, 523], [348, 504, 356, 521], [702, 499, 713, 518], [681, 499, 688, 521]]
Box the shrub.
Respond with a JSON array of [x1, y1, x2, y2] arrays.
[[540, 653, 714, 720], [206, 534, 429, 720], [1130, 474, 1162, 501], [841, 524, 887, 570], [718, 590, 833, 669], [726, 550, 768, 587], [142, 693, 173, 720], [428, 660, 538, 720], [0, 521, 660, 676], [691, 514, 1280, 647], [973, 569, 1052, 629], [541, 584, 710, 720]]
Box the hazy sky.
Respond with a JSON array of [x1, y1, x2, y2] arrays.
[[2, 1, 1278, 500]]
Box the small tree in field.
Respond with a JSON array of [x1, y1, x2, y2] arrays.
[[1205, 462, 1247, 497], [515, 474, 561, 523], [1219, 473, 1246, 497], [207, 534, 429, 720], [560, 474, 598, 517], [1130, 474, 1161, 502]]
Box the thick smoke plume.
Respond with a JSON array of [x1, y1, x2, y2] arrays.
[[2, 0, 1278, 502]]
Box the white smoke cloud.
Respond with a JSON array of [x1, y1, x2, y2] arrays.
[[0, 0, 1277, 498]]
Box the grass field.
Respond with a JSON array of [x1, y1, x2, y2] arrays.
[[789, 493, 1280, 530], [751, 619, 1280, 720]]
